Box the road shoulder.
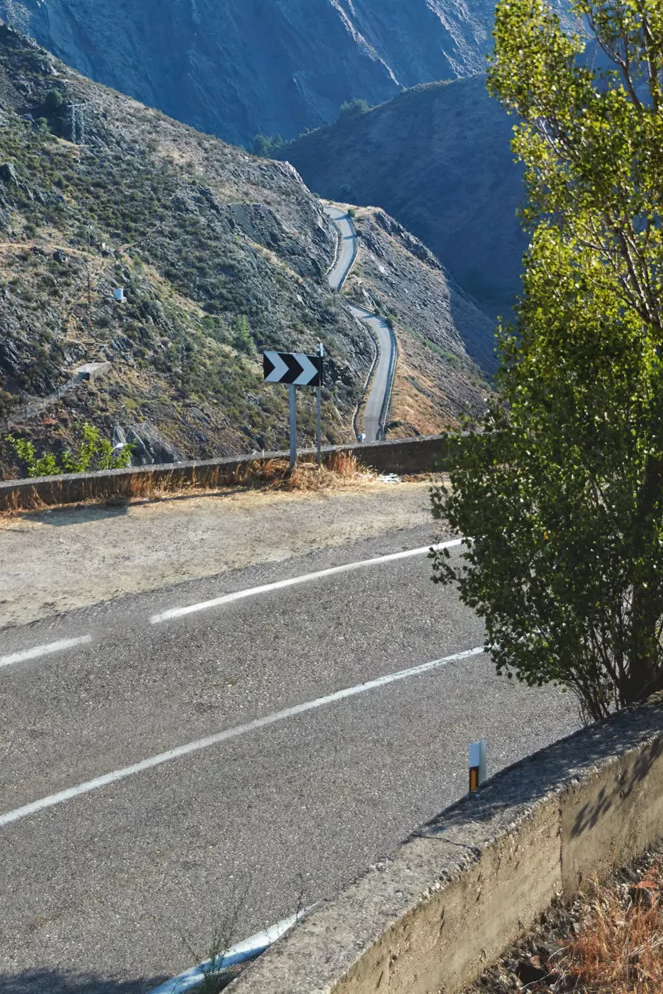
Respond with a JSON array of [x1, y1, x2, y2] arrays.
[[0, 481, 439, 629]]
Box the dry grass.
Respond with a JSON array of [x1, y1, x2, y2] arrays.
[[464, 851, 663, 994], [0, 452, 373, 515], [555, 867, 663, 993]]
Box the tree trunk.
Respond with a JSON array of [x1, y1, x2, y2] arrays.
[[628, 451, 663, 702]]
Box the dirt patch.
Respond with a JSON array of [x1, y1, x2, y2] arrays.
[[0, 479, 442, 630]]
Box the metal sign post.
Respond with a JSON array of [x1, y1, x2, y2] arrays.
[[316, 343, 324, 466], [289, 384, 297, 469], [263, 350, 324, 472]]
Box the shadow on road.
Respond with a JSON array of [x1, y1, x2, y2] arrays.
[[0, 969, 168, 994]]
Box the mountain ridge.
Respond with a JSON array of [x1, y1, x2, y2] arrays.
[[0, 0, 567, 146]]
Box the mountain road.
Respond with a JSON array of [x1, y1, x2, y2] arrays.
[[324, 205, 395, 442]]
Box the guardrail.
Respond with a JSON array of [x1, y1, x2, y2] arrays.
[[0, 434, 453, 511]]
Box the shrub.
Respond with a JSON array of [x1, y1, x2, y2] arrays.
[[338, 99, 369, 120]]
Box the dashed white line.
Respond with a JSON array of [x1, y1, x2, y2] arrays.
[[150, 538, 463, 624], [0, 644, 483, 829], [0, 635, 92, 669]]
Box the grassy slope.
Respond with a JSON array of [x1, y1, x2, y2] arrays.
[[276, 76, 527, 323], [0, 26, 374, 475]]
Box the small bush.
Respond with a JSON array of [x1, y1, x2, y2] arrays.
[[4, 423, 133, 477], [338, 99, 369, 120]]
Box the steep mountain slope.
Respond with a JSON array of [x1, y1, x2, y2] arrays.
[[0, 27, 491, 475], [0, 25, 377, 471], [0, 0, 567, 147], [277, 76, 527, 320]]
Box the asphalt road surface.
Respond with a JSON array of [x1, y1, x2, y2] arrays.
[[0, 524, 580, 993], [324, 205, 357, 291], [324, 205, 395, 442]]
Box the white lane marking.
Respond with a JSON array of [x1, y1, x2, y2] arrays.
[[0, 636, 92, 670], [151, 538, 463, 624], [0, 644, 483, 829]]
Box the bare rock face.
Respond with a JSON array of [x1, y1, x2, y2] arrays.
[[0, 0, 526, 145]]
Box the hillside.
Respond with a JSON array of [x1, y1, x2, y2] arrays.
[[277, 76, 527, 320], [0, 27, 492, 476], [0, 24, 378, 473], [0, 0, 568, 147], [342, 206, 492, 435]]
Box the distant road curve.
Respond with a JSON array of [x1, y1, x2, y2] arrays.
[[324, 205, 396, 442]]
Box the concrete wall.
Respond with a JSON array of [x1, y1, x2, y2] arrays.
[[0, 434, 452, 511], [230, 695, 663, 994]]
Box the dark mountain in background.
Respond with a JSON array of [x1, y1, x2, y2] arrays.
[[0, 0, 536, 146], [276, 76, 527, 320]]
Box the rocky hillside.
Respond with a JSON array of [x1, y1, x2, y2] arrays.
[[343, 207, 492, 435], [0, 0, 569, 147], [277, 76, 527, 320], [0, 25, 377, 473]]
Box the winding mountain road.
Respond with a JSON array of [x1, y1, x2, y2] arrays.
[[324, 206, 395, 442]]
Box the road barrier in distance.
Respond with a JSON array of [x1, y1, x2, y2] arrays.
[[0, 434, 454, 511]]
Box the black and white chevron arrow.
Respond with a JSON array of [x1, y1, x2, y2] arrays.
[[263, 351, 323, 386]]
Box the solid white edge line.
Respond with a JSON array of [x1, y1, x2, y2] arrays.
[[150, 538, 463, 624], [0, 635, 92, 669], [0, 644, 483, 830], [149, 910, 308, 994]]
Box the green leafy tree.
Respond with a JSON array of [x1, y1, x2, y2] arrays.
[[251, 133, 285, 157], [338, 98, 369, 120], [431, 0, 663, 721], [232, 314, 253, 354], [5, 424, 133, 478]]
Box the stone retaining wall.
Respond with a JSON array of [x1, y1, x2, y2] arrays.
[[0, 434, 452, 510], [230, 695, 663, 994]]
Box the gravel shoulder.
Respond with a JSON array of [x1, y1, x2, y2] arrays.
[[0, 480, 440, 630]]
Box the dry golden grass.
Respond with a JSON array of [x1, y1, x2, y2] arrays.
[[556, 866, 663, 993], [0, 452, 374, 515]]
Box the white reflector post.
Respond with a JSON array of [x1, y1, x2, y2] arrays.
[[469, 738, 487, 792]]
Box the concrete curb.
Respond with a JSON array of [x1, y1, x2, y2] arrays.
[[0, 435, 452, 511], [150, 912, 306, 994], [229, 695, 663, 994]]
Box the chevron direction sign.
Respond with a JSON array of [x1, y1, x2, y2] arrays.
[[263, 351, 323, 387]]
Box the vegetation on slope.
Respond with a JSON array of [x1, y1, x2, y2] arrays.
[[0, 26, 374, 477]]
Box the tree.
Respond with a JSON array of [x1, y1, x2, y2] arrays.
[[431, 0, 663, 721], [251, 133, 285, 157], [338, 98, 369, 120]]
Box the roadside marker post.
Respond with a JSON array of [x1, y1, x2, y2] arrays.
[[469, 738, 487, 793], [263, 350, 324, 470]]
